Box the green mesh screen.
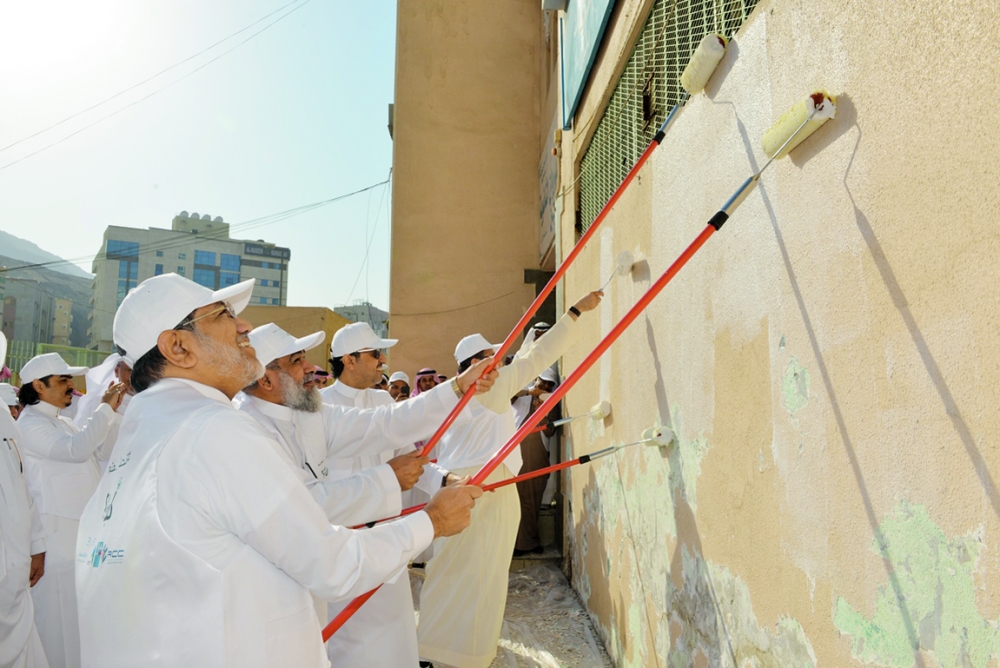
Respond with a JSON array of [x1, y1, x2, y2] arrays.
[[577, 0, 760, 232]]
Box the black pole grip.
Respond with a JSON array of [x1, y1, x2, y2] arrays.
[[708, 210, 729, 231]]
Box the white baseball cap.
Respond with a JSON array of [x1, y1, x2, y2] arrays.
[[20, 353, 88, 384], [454, 334, 499, 364], [114, 273, 255, 366], [249, 323, 325, 367], [540, 366, 559, 384], [330, 322, 397, 357], [0, 383, 17, 406], [389, 371, 409, 384]]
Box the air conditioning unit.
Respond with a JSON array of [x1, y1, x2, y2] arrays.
[[542, 0, 566, 10]]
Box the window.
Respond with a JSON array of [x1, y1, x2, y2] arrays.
[[221, 254, 240, 271], [177, 266, 186, 275], [271, 280, 280, 288], [259, 297, 267, 304], [260, 279, 268, 287], [577, 0, 760, 231], [106, 240, 139, 258], [220, 272, 240, 287], [194, 250, 217, 266], [178, 253, 186, 260], [193, 268, 216, 289], [154, 264, 164, 276], [155, 250, 164, 257], [271, 298, 279, 305]]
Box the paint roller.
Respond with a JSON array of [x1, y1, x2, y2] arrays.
[[530, 400, 612, 433], [366, 426, 677, 530], [598, 250, 636, 292], [408, 34, 731, 464], [323, 91, 839, 643]]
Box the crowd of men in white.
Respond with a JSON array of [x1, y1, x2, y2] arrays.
[[0, 273, 601, 668]]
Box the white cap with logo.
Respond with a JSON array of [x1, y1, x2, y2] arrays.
[[114, 273, 256, 366], [0, 383, 18, 406], [20, 353, 88, 384], [248, 323, 325, 367], [454, 334, 499, 364], [388, 371, 409, 384], [330, 322, 398, 357]]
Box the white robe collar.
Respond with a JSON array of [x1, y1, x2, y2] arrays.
[[34, 400, 63, 418], [245, 393, 296, 422]]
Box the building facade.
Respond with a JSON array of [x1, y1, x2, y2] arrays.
[[333, 300, 389, 339], [89, 212, 291, 351], [391, 0, 1000, 666], [2, 278, 57, 346], [388, 2, 556, 377]]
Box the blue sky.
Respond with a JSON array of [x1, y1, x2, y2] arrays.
[[0, 0, 396, 311]]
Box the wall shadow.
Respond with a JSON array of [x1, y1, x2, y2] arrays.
[[840, 126, 1000, 522], [724, 101, 927, 667]]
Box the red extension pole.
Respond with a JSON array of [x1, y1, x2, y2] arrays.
[[415, 117, 676, 459], [324, 221, 720, 642]]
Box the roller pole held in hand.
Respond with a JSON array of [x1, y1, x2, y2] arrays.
[[416, 114, 678, 458]]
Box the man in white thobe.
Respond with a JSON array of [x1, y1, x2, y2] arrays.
[[0, 334, 49, 668], [16, 354, 124, 668], [75, 273, 484, 667], [320, 323, 464, 667], [417, 291, 602, 668], [234, 323, 496, 656]]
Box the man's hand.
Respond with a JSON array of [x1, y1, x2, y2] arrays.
[[571, 291, 604, 318], [456, 357, 500, 395], [424, 484, 483, 537], [101, 381, 126, 411], [444, 473, 468, 487], [29, 553, 45, 587], [387, 450, 430, 491]]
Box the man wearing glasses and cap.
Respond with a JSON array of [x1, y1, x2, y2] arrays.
[[319, 322, 467, 667], [0, 333, 49, 668], [75, 274, 486, 667], [15, 352, 124, 668]]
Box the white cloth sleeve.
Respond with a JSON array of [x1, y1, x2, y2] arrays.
[[320, 381, 461, 459], [475, 312, 582, 414], [19, 403, 118, 463], [28, 492, 47, 555], [309, 464, 402, 526], [189, 421, 434, 602]]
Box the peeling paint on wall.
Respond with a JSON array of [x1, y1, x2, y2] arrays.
[[834, 501, 998, 667], [781, 358, 809, 416], [668, 547, 818, 667]]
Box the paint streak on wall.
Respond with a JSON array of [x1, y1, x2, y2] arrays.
[[782, 357, 809, 416], [834, 501, 999, 667]]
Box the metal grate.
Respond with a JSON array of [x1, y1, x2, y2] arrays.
[[577, 0, 760, 232]]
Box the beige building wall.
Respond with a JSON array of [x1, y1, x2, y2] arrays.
[[389, 1, 548, 376], [241, 305, 352, 372], [554, 0, 1000, 666]]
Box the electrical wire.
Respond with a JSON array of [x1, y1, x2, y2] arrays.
[[389, 291, 516, 317], [0, 0, 314, 173], [0, 178, 390, 275], [344, 169, 391, 305], [0, 0, 306, 156]]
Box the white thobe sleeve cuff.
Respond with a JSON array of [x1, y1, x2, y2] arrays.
[[382, 510, 435, 584], [373, 463, 403, 519], [30, 538, 46, 555], [414, 462, 449, 496]]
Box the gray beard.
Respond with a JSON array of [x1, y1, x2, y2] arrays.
[[196, 331, 264, 389], [277, 369, 322, 413]]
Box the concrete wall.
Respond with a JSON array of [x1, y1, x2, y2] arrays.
[[389, 0, 543, 375], [557, 0, 1000, 665]]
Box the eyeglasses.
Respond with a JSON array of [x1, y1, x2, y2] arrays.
[[356, 348, 385, 359], [178, 302, 236, 328]]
